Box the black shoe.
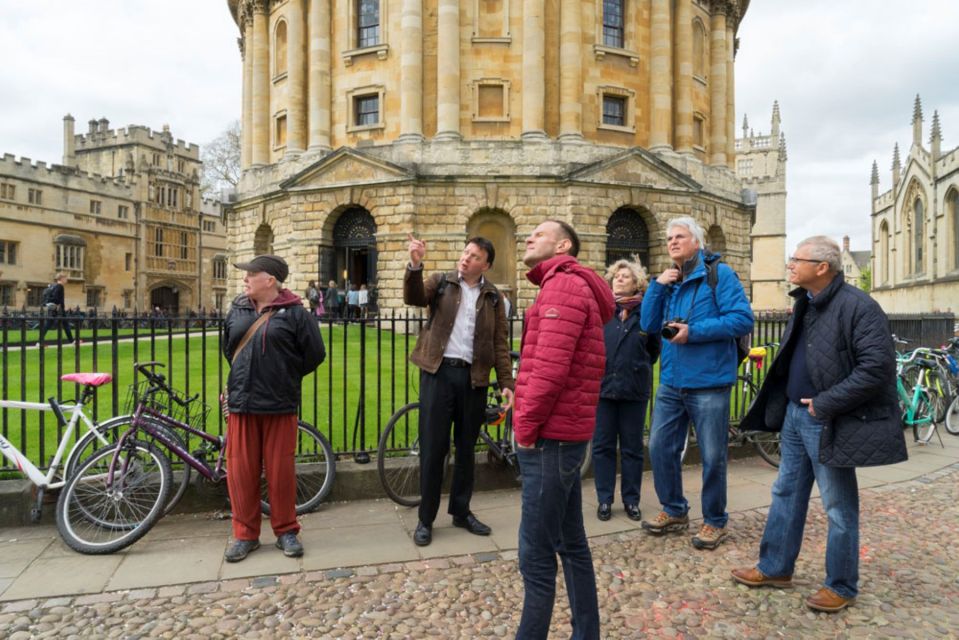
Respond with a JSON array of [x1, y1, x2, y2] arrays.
[[224, 539, 260, 563], [452, 513, 491, 536], [275, 532, 304, 558], [624, 504, 642, 521], [597, 503, 612, 521], [413, 521, 432, 546]]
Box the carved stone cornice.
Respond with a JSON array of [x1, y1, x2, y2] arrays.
[[709, 0, 735, 18], [250, 0, 270, 16]]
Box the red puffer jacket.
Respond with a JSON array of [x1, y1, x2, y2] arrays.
[[514, 255, 616, 445]]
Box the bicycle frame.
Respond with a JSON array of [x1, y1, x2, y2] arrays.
[[0, 398, 105, 488], [897, 374, 934, 428]]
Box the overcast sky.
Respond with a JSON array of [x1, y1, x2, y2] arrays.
[[2, 1, 956, 253]]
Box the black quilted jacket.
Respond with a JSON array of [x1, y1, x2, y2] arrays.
[[740, 273, 907, 467]]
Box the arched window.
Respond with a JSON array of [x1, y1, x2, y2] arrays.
[[274, 19, 288, 77], [606, 207, 650, 268], [878, 220, 889, 284], [692, 19, 707, 79], [254, 223, 274, 255], [949, 189, 959, 271], [706, 225, 726, 254], [914, 197, 923, 274]]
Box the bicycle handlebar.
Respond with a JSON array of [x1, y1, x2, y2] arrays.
[[134, 361, 199, 405]]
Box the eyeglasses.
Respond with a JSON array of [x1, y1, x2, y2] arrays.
[[787, 256, 824, 265]]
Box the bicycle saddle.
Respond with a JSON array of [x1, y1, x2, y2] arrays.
[[61, 373, 113, 387]]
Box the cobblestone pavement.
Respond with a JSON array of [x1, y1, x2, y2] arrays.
[[2, 466, 957, 639]]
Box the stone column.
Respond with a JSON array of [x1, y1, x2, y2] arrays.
[[308, 0, 332, 152], [708, 4, 727, 166], [673, 0, 693, 154], [649, 0, 672, 151], [558, 0, 582, 140], [725, 18, 736, 167], [522, 0, 546, 139], [399, 0, 424, 141], [435, 0, 461, 140], [251, 0, 270, 166], [285, 0, 307, 156], [241, 9, 255, 168]]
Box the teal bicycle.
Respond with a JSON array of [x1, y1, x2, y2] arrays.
[[896, 347, 942, 446]]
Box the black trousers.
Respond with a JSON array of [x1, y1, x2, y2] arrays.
[[39, 308, 74, 342], [418, 363, 487, 525]]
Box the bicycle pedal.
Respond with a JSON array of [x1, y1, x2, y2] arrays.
[[30, 507, 42, 523]]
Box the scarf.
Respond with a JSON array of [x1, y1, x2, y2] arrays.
[[616, 293, 643, 321]]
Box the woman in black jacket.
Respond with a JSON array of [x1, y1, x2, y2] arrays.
[[594, 259, 661, 521], [222, 255, 325, 562]]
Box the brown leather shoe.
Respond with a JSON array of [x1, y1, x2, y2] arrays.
[[806, 587, 855, 613], [730, 566, 792, 588]]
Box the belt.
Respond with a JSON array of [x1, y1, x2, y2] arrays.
[[441, 357, 471, 368]]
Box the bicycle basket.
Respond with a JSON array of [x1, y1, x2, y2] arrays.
[[123, 381, 211, 431]]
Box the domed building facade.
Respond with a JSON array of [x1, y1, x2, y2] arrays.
[[225, 0, 752, 309]]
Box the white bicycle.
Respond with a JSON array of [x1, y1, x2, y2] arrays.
[[0, 372, 171, 554]]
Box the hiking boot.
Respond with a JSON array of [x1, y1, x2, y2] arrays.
[[806, 587, 856, 613], [692, 524, 729, 550], [730, 566, 792, 588], [224, 539, 260, 563], [641, 511, 689, 535], [275, 532, 304, 558]]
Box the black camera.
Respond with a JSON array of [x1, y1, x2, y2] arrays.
[[661, 318, 684, 340]]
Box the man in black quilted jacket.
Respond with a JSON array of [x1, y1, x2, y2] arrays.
[[730, 236, 906, 613]]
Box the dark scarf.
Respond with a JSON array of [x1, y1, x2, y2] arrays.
[[616, 293, 643, 321]]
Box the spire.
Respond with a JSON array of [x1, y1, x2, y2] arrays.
[[742, 114, 749, 139], [870, 160, 879, 185], [771, 100, 781, 138], [778, 132, 787, 162], [931, 110, 942, 160], [892, 143, 901, 186], [912, 94, 923, 147]]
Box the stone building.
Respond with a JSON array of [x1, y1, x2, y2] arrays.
[[839, 235, 870, 290], [735, 102, 789, 310], [0, 116, 227, 314], [870, 96, 959, 313], [225, 0, 754, 310]]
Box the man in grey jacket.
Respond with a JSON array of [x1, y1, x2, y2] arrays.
[[731, 236, 906, 613]]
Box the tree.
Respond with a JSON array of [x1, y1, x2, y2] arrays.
[[858, 265, 872, 292], [200, 120, 240, 197]]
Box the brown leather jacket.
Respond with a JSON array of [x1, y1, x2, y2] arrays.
[[404, 267, 514, 390]]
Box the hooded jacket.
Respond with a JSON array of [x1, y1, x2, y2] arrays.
[[223, 289, 325, 414], [640, 250, 753, 389], [514, 255, 616, 445]]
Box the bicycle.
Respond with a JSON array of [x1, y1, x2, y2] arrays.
[[0, 372, 172, 554], [671, 344, 782, 468], [61, 362, 336, 552], [895, 347, 943, 446], [377, 353, 592, 507]]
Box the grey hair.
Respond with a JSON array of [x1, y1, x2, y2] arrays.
[[797, 236, 842, 273], [605, 258, 649, 293], [666, 216, 706, 248]]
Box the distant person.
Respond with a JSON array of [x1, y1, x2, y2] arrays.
[[222, 255, 325, 562], [513, 220, 614, 640], [323, 281, 340, 319], [347, 284, 360, 319], [593, 258, 660, 523], [404, 233, 514, 547], [731, 236, 906, 613], [358, 284, 369, 318], [639, 216, 753, 550], [39, 273, 74, 343], [305, 280, 321, 316]]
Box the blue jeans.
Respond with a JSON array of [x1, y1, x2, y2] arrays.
[[593, 399, 648, 506], [516, 440, 599, 640], [757, 401, 860, 598], [648, 384, 730, 528]]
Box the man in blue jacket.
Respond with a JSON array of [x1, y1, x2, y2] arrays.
[[640, 216, 753, 550]]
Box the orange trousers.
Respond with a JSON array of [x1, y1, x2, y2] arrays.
[[226, 412, 300, 541]]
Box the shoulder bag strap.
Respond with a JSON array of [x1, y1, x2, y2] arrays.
[[231, 310, 274, 365]]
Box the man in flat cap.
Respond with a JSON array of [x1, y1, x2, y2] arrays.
[[222, 254, 326, 562]]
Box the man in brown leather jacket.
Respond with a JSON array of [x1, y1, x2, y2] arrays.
[[404, 233, 514, 546]]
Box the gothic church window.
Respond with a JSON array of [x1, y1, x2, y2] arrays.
[[879, 220, 890, 284], [274, 19, 288, 78], [602, 0, 624, 48], [913, 197, 923, 274], [357, 0, 380, 48], [949, 189, 959, 271]]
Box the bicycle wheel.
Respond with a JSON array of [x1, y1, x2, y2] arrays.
[[749, 431, 781, 468], [56, 439, 172, 555], [731, 376, 759, 421], [67, 415, 192, 517], [378, 403, 424, 507], [945, 395, 959, 436], [261, 420, 336, 515], [912, 389, 937, 443], [925, 368, 951, 423]]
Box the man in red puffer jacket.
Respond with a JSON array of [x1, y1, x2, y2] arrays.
[[513, 220, 615, 640]]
